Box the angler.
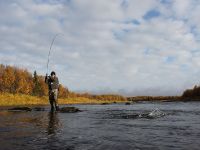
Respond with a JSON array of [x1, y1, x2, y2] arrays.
[[45, 34, 62, 111], [45, 71, 59, 111]]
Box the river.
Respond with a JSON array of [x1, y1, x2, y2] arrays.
[[0, 101, 200, 150]]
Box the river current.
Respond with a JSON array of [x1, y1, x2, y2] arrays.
[[0, 101, 200, 150]]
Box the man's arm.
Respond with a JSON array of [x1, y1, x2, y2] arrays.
[[56, 77, 59, 89], [45, 74, 49, 84]]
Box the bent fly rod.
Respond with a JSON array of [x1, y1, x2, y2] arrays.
[[46, 33, 63, 75]]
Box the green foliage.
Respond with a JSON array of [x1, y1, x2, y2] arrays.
[[32, 71, 44, 96]]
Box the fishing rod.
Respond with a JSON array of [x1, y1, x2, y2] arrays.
[[46, 33, 63, 75]]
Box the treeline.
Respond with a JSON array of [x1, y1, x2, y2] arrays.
[[182, 85, 200, 98], [127, 96, 180, 101], [75, 93, 126, 101], [0, 64, 126, 101], [0, 64, 69, 98]]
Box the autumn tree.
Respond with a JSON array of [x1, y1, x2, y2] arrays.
[[37, 75, 48, 96], [14, 68, 33, 94], [1, 66, 15, 93], [0, 64, 127, 101], [32, 71, 47, 97], [58, 84, 69, 98], [0, 64, 5, 92]]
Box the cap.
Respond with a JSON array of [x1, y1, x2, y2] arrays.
[[51, 71, 56, 76]]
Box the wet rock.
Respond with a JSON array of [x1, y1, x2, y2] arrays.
[[125, 102, 131, 105], [139, 113, 154, 119], [121, 114, 139, 119], [8, 107, 32, 112], [101, 103, 109, 105], [121, 110, 165, 119], [59, 107, 81, 113], [33, 107, 45, 111], [121, 113, 155, 119]]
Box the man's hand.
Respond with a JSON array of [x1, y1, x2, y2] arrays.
[[45, 74, 49, 83]]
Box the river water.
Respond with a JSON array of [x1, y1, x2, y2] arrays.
[[0, 101, 200, 150]]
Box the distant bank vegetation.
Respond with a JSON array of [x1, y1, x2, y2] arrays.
[[0, 64, 126, 105], [127, 87, 200, 102], [127, 96, 180, 102], [127, 85, 200, 102], [182, 85, 200, 100], [0, 64, 199, 105]]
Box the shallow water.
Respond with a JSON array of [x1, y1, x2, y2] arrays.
[[0, 101, 200, 150]]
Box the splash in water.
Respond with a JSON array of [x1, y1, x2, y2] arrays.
[[120, 108, 165, 119], [146, 108, 165, 119]]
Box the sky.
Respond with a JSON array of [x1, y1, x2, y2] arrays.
[[0, 0, 200, 96]]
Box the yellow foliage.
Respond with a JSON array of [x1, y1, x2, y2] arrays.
[[0, 92, 127, 106]]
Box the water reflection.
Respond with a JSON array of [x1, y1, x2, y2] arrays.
[[45, 111, 63, 150], [46, 111, 76, 150], [47, 111, 60, 135]]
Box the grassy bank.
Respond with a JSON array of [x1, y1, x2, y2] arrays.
[[0, 93, 127, 106]]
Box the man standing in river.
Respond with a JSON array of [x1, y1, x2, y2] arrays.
[[45, 71, 59, 111]]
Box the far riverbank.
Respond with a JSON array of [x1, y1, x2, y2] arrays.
[[0, 92, 127, 106]]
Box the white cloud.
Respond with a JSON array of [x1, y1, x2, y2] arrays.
[[0, 0, 200, 96]]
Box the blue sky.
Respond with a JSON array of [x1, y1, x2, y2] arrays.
[[0, 0, 200, 96]]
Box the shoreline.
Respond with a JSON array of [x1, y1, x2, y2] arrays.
[[0, 93, 127, 106], [1, 93, 199, 107]]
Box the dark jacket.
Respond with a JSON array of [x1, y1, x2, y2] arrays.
[[45, 76, 59, 90]]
